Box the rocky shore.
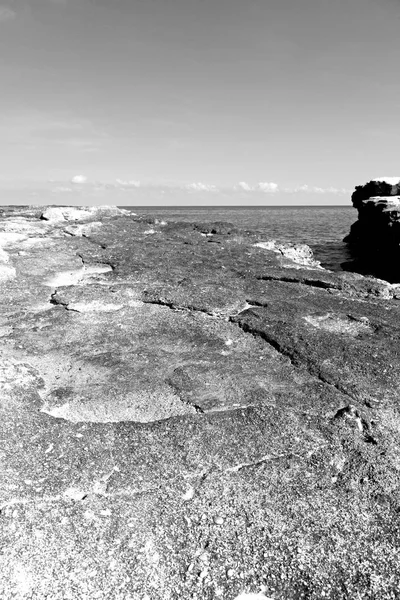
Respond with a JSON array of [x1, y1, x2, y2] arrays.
[[1, 205, 400, 599], [343, 177, 400, 282]]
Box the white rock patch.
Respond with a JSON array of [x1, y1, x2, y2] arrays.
[[0, 264, 16, 281], [304, 314, 372, 336], [254, 240, 323, 270], [40, 389, 196, 423]]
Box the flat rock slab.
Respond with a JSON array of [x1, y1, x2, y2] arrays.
[[1, 206, 400, 599]]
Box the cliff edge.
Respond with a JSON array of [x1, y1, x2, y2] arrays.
[[344, 177, 400, 281]]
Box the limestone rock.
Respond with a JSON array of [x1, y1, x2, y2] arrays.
[[351, 177, 400, 209], [40, 205, 129, 223], [1, 205, 400, 599], [254, 240, 323, 269], [344, 178, 400, 282]]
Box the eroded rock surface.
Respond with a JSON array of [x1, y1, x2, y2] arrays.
[[344, 177, 400, 282], [1, 205, 400, 599]]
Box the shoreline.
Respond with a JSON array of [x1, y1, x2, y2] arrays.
[[1, 205, 400, 599]]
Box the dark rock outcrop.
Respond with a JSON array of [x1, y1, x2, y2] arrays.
[[343, 177, 400, 282], [2, 205, 400, 599]]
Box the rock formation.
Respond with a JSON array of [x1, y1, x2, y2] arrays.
[[1, 205, 400, 599], [343, 177, 400, 282]]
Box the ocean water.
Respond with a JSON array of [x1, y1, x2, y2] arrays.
[[126, 205, 356, 272]]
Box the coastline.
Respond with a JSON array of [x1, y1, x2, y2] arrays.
[[1, 205, 400, 599]]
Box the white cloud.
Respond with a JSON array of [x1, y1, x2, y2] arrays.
[[295, 184, 324, 193], [185, 182, 219, 192], [233, 182, 279, 193], [0, 6, 16, 22], [115, 179, 141, 188], [293, 184, 349, 194], [258, 182, 279, 193], [71, 175, 87, 184], [52, 186, 74, 193], [236, 181, 254, 192]]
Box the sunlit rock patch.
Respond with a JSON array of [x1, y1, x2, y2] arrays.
[[303, 313, 373, 336]]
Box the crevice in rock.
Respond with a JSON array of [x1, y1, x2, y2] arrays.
[[77, 253, 116, 271], [224, 453, 292, 473], [166, 381, 205, 414], [141, 296, 220, 319], [49, 291, 81, 313], [228, 316, 359, 404], [333, 404, 378, 444], [140, 294, 367, 412], [256, 274, 336, 290]]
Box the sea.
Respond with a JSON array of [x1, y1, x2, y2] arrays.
[[125, 205, 356, 273]]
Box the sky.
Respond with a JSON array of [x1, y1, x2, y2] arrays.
[[0, 0, 399, 205]]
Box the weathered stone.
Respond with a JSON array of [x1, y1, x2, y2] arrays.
[[350, 177, 400, 209], [254, 240, 323, 269], [1, 205, 400, 599], [344, 178, 400, 281], [40, 206, 129, 223]]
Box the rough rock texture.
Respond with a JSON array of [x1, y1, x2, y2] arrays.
[[2, 205, 400, 599], [344, 177, 400, 282]]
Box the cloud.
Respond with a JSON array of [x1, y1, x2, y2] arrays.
[[185, 182, 219, 192], [235, 181, 254, 192], [258, 182, 279, 193], [0, 6, 16, 22], [234, 182, 279, 193], [51, 186, 74, 193], [115, 179, 141, 188], [71, 175, 87, 184], [293, 184, 350, 194]]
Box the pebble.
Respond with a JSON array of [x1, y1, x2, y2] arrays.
[[227, 568, 235, 578], [109, 558, 117, 570], [182, 486, 195, 501], [92, 480, 108, 496], [213, 515, 224, 525], [64, 487, 87, 501], [199, 568, 208, 580], [83, 510, 95, 520], [199, 551, 209, 563]]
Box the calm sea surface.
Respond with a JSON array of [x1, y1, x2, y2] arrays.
[[125, 205, 356, 272]]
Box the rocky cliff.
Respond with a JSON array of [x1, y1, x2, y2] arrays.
[[344, 177, 400, 282], [1, 205, 400, 599]]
